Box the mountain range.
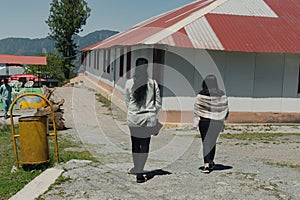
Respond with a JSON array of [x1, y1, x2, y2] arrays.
[[0, 30, 119, 56]]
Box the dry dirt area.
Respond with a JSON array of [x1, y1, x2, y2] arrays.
[[38, 87, 300, 200]]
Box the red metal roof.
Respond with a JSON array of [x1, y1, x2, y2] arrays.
[[0, 54, 47, 65], [82, 0, 300, 53]]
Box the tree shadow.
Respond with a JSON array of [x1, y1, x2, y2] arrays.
[[145, 169, 172, 180]]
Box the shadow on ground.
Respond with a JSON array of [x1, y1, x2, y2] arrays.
[[145, 169, 172, 180], [198, 164, 233, 172]]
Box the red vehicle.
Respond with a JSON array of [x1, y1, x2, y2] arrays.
[[8, 74, 46, 87], [9, 74, 46, 82]]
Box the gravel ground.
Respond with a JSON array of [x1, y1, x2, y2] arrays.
[[37, 87, 300, 200]]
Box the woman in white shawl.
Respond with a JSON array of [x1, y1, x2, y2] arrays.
[[194, 74, 229, 173], [125, 58, 161, 183]]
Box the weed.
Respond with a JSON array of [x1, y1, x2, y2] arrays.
[[220, 132, 300, 140], [95, 93, 111, 110], [53, 175, 72, 186], [264, 161, 300, 169]]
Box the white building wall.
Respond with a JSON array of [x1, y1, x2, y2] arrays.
[[214, 52, 300, 113], [162, 46, 224, 111], [282, 54, 299, 98], [224, 52, 256, 97], [84, 45, 300, 114], [253, 53, 285, 98], [162, 49, 300, 113]]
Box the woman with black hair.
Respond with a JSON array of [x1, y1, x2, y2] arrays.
[[193, 74, 229, 173], [125, 57, 161, 183]]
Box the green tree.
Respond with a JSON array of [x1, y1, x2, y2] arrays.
[[45, 0, 91, 79], [25, 52, 64, 81]]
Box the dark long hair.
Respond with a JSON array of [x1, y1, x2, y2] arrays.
[[199, 74, 224, 96], [132, 58, 149, 106]]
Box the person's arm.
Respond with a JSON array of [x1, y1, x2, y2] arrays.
[[154, 80, 161, 112], [225, 110, 229, 120], [193, 102, 200, 129], [124, 81, 131, 108]]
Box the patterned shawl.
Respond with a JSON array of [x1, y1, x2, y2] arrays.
[[194, 94, 229, 125]]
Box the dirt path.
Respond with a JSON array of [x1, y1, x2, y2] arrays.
[[39, 87, 300, 200]]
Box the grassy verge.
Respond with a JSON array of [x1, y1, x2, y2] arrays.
[[220, 132, 300, 140], [95, 93, 112, 110], [95, 93, 127, 122], [0, 125, 95, 200], [0, 125, 41, 200]]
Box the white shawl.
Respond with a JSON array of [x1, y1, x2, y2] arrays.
[[193, 94, 228, 127]]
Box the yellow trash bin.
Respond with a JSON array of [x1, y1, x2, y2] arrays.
[[18, 116, 50, 164]]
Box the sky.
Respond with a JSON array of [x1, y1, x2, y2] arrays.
[[0, 0, 196, 40]]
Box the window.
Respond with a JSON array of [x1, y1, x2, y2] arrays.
[[119, 48, 124, 77], [152, 48, 165, 81], [94, 51, 97, 69], [107, 50, 111, 74], [96, 50, 100, 70], [88, 51, 91, 68], [103, 50, 106, 72], [126, 48, 131, 79], [81, 52, 87, 67], [298, 64, 300, 93]]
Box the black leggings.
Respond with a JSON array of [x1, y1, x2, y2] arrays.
[[131, 136, 151, 154], [199, 118, 223, 163]]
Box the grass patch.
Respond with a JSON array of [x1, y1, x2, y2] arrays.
[[0, 125, 96, 200], [48, 175, 72, 191], [50, 135, 97, 164], [95, 93, 127, 121], [264, 161, 300, 169], [95, 93, 111, 110], [220, 132, 300, 140], [258, 184, 285, 200], [0, 125, 42, 199], [220, 171, 257, 181]]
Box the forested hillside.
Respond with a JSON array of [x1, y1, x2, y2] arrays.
[[0, 30, 118, 56]]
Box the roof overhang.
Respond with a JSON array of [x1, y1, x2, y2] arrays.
[[0, 54, 47, 65]]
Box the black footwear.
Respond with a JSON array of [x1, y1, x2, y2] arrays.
[[201, 167, 210, 174], [4, 115, 9, 119], [209, 162, 215, 170], [136, 174, 147, 183]]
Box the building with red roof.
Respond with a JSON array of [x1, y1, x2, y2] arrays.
[[80, 0, 300, 123], [0, 54, 47, 86], [0, 54, 47, 66]]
